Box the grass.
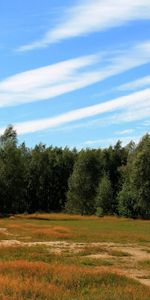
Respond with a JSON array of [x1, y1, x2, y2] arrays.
[[79, 257, 114, 266], [109, 250, 131, 257], [4, 213, 150, 244], [0, 260, 150, 300], [0, 213, 150, 299], [0, 213, 150, 245], [0, 245, 55, 263], [138, 260, 150, 270]]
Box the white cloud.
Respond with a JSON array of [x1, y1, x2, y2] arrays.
[[115, 129, 134, 135], [0, 88, 149, 135], [0, 54, 100, 107], [111, 104, 150, 123], [143, 120, 150, 126], [55, 98, 150, 132], [83, 135, 144, 148], [118, 75, 150, 91], [0, 54, 98, 93], [1, 40, 150, 108], [17, 0, 150, 51], [48, 104, 150, 132]]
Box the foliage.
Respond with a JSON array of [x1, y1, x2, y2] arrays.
[[95, 207, 104, 217], [95, 175, 113, 214], [117, 134, 150, 219], [0, 125, 149, 219], [66, 149, 101, 215]]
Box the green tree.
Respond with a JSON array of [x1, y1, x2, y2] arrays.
[[131, 134, 150, 218], [0, 126, 26, 214], [66, 149, 101, 215], [102, 141, 128, 203], [0, 125, 17, 148], [118, 134, 150, 219], [95, 175, 113, 215], [117, 183, 137, 218]]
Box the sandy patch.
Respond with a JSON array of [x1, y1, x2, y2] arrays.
[[0, 228, 14, 236], [0, 239, 150, 287]]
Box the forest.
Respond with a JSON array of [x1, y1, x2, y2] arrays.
[[0, 125, 149, 219]]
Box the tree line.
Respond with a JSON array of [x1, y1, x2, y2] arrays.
[[0, 125, 149, 219]]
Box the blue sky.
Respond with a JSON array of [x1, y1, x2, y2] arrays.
[[0, 0, 150, 148]]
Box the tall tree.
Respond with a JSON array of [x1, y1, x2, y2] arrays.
[[66, 149, 101, 215], [118, 134, 150, 219], [95, 175, 113, 215], [0, 126, 26, 214]]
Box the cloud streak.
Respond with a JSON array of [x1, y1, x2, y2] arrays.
[[17, 0, 150, 51], [118, 75, 150, 91], [1, 41, 150, 108], [0, 54, 100, 107], [83, 135, 143, 147], [0, 89, 149, 135]]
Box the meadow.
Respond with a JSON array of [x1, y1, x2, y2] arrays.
[[0, 214, 150, 299]]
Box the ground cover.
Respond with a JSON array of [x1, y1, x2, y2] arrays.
[[0, 214, 150, 299]]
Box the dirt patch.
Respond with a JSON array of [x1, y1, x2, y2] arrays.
[[120, 268, 150, 287], [0, 228, 14, 236], [0, 239, 150, 287], [112, 246, 150, 261], [0, 240, 22, 246]]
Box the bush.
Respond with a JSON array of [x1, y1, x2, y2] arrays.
[[95, 207, 104, 217]]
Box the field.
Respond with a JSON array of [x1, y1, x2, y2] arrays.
[[0, 214, 150, 299]]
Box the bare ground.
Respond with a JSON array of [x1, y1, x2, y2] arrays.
[[0, 237, 150, 287]]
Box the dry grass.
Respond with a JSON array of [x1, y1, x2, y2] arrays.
[[31, 226, 73, 240], [17, 213, 99, 221], [0, 214, 150, 299], [109, 249, 131, 257], [1, 213, 150, 244], [138, 260, 150, 270], [0, 260, 149, 300]]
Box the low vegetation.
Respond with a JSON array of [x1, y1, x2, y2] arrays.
[[0, 214, 150, 299]]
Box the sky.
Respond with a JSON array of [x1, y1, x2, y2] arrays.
[[0, 0, 150, 149]]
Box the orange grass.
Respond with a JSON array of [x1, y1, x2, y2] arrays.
[[13, 214, 150, 243], [0, 261, 149, 300], [30, 225, 74, 240], [1, 214, 150, 244], [0, 214, 150, 299], [17, 213, 99, 221]]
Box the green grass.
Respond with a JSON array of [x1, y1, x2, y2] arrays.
[[0, 245, 55, 263], [79, 257, 114, 266], [1, 214, 150, 244]]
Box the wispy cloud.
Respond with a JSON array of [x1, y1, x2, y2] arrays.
[[17, 0, 150, 52], [118, 75, 150, 91], [143, 120, 150, 126], [115, 129, 134, 135], [0, 54, 100, 107], [0, 89, 149, 135], [46, 103, 150, 133], [83, 135, 145, 148], [1, 40, 150, 108], [47, 96, 150, 133]]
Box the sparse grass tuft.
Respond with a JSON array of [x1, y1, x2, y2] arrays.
[[79, 257, 114, 266], [138, 260, 150, 270], [109, 250, 131, 257]]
